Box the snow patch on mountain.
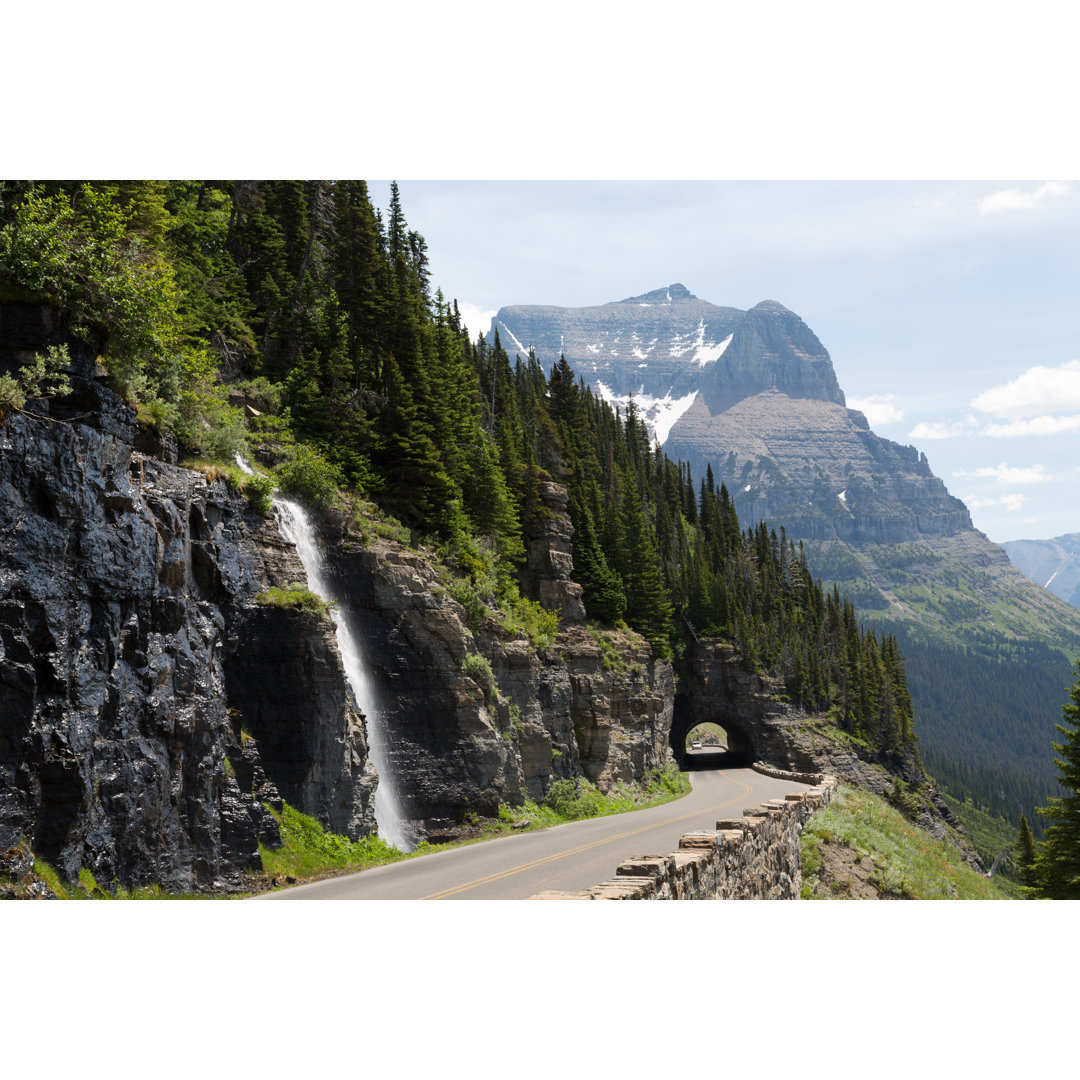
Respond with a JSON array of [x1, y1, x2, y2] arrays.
[[498, 321, 530, 356], [695, 332, 733, 366], [665, 321, 732, 366], [595, 382, 699, 446]]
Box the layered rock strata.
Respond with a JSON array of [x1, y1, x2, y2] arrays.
[[519, 481, 585, 622], [325, 529, 674, 843]]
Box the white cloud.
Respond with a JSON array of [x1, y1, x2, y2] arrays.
[[977, 181, 1071, 215], [908, 417, 979, 440], [457, 302, 496, 339], [848, 394, 904, 426], [954, 463, 1051, 485], [983, 414, 1080, 438], [964, 493, 1027, 512], [971, 359, 1080, 419]]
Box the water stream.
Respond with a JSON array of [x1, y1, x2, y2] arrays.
[[236, 456, 412, 850]]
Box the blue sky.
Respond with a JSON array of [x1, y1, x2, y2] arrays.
[[370, 181, 1080, 545]]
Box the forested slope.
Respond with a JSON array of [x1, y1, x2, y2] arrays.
[[1, 180, 925, 782]]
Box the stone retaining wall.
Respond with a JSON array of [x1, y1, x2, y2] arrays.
[[750, 761, 832, 786], [532, 774, 837, 900]]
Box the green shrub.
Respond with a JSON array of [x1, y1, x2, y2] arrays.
[[244, 472, 275, 517], [0, 186, 183, 392], [277, 444, 343, 512], [449, 578, 490, 635], [0, 344, 73, 423], [503, 592, 560, 651], [543, 778, 607, 821], [463, 652, 497, 698]]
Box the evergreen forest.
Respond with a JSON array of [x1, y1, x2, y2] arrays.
[[1, 180, 921, 771]]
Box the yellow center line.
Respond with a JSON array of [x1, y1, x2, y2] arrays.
[[421, 775, 755, 900]]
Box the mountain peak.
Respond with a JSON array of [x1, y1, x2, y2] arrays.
[[618, 283, 697, 304]]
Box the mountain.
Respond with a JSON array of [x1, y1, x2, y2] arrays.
[[1004, 534, 1080, 610], [490, 285, 1080, 821]]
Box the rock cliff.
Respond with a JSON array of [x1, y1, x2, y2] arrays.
[[324, 524, 673, 844], [0, 336, 378, 891]]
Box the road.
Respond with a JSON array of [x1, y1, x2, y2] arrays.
[[250, 755, 813, 900]]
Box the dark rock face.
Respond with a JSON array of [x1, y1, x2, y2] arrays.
[[223, 605, 376, 841], [0, 386, 376, 891], [0, 300, 104, 380]]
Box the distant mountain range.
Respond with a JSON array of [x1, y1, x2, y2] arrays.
[[489, 284, 1080, 820], [1004, 534, 1080, 610]]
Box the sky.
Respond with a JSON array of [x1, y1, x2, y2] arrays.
[[368, 180, 1080, 545]]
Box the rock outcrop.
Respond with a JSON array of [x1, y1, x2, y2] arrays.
[[324, 528, 674, 844], [519, 481, 585, 622]]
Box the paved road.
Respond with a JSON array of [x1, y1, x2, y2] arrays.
[[250, 757, 813, 900]]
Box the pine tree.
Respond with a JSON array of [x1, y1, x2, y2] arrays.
[[1032, 661, 1080, 898], [1016, 814, 1038, 892]]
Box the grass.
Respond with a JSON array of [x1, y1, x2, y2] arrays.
[[940, 792, 1026, 897], [499, 764, 691, 828], [801, 784, 1011, 900], [258, 803, 408, 882], [248, 766, 692, 894], [254, 583, 331, 617]]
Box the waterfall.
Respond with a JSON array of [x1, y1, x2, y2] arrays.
[[236, 457, 412, 850]]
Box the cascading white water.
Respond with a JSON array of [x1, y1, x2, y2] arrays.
[[236, 456, 412, 850]]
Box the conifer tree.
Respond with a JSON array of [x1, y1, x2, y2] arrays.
[[1016, 814, 1038, 891], [1032, 662, 1080, 898]]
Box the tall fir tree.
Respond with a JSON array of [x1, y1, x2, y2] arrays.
[[1031, 661, 1080, 898]]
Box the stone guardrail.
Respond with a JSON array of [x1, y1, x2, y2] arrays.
[[531, 771, 838, 900]]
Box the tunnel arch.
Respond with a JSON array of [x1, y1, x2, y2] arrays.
[[670, 692, 755, 767]]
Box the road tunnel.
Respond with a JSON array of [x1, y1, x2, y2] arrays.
[[671, 692, 754, 770]]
